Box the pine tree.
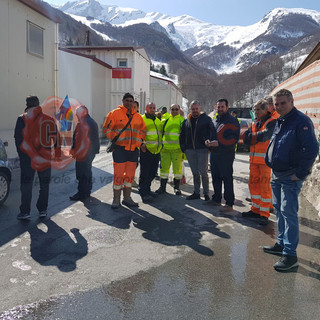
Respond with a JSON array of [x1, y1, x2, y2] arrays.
[[159, 65, 168, 77]]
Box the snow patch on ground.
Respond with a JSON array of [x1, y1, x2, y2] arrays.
[[301, 161, 320, 217]]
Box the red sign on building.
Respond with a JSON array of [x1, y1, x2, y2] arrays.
[[112, 68, 132, 79]]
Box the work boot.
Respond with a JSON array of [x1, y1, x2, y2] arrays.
[[242, 210, 259, 218], [156, 178, 168, 194], [263, 242, 284, 256], [122, 187, 139, 207], [186, 193, 200, 200], [274, 255, 298, 271], [111, 189, 122, 209], [173, 178, 181, 195]]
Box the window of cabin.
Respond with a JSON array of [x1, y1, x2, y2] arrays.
[[117, 59, 127, 67], [27, 21, 44, 57]]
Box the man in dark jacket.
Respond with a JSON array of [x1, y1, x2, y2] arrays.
[[70, 105, 100, 201], [263, 89, 318, 271], [14, 95, 61, 220], [179, 100, 216, 200], [206, 99, 240, 211]]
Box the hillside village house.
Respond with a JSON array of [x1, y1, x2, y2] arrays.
[[150, 71, 183, 110], [66, 46, 151, 113], [0, 0, 60, 158]]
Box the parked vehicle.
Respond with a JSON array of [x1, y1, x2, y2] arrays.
[[228, 108, 252, 119], [237, 118, 251, 152], [0, 139, 11, 205]]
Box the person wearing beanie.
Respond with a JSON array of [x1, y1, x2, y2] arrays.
[[14, 95, 61, 220], [25, 96, 40, 110]]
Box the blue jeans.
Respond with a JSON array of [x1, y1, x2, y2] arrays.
[[185, 149, 209, 195], [271, 175, 304, 256]]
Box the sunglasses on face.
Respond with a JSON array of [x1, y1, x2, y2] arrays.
[[171, 108, 179, 111]]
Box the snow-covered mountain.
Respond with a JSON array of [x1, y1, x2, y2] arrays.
[[52, 0, 320, 74]]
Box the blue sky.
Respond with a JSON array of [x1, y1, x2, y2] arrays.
[[47, 0, 320, 26]]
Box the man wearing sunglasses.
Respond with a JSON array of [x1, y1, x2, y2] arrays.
[[157, 104, 184, 195]]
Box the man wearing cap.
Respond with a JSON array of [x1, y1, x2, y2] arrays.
[[14, 95, 61, 220], [103, 93, 146, 209]]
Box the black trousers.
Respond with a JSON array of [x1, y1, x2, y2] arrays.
[[139, 149, 160, 196], [20, 157, 51, 214], [76, 152, 96, 196], [210, 152, 235, 206]]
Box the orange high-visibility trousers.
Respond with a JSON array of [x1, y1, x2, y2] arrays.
[[113, 161, 137, 190], [249, 163, 272, 218]]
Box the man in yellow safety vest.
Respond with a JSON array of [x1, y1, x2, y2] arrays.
[[156, 104, 184, 195]]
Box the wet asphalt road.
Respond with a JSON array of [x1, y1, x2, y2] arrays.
[[0, 151, 320, 319]]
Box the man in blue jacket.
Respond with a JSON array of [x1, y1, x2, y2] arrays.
[[264, 89, 318, 271]]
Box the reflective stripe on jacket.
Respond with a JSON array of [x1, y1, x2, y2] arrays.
[[142, 114, 162, 154], [249, 117, 275, 164], [162, 114, 184, 151], [103, 105, 146, 151]]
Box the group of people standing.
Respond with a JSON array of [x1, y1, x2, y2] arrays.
[[103, 93, 185, 207], [14, 89, 319, 272], [103, 90, 319, 272]]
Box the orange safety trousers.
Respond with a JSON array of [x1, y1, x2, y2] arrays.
[[249, 163, 272, 218], [113, 161, 137, 190]]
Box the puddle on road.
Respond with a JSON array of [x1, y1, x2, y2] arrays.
[[1, 196, 320, 320]]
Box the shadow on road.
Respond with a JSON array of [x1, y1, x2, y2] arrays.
[[129, 194, 230, 256], [28, 219, 88, 272], [84, 196, 133, 229], [0, 166, 112, 248], [298, 257, 320, 280]]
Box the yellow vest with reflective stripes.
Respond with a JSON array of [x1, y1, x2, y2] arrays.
[[142, 114, 163, 154], [162, 114, 184, 151]]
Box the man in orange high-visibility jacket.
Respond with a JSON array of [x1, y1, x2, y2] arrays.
[[241, 99, 276, 225], [103, 93, 146, 209], [264, 95, 280, 213], [265, 95, 280, 119]]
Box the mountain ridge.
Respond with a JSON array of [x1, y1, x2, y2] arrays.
[[53, 0, 320, 74]]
